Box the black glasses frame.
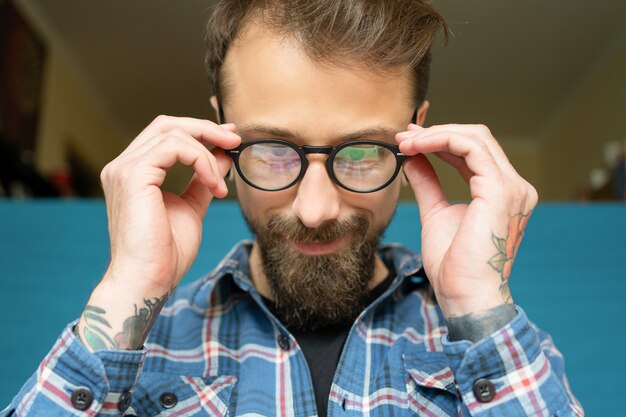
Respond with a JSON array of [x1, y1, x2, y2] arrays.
[[226, 139, 407, 193]]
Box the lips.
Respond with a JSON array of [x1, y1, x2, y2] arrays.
[[292, 236, 349, 255]]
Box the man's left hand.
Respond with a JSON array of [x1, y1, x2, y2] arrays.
[[396, 123, 538, 319]]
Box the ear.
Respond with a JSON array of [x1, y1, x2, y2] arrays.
[[210, 95, 221, 123], [415, 100, 430, 126]]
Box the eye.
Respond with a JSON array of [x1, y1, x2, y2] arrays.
[[268, 146, 290, 157], [337, 145, 380, 161], [345, 148, 365, 160]]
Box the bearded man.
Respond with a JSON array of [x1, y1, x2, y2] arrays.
[[4, 1, 582, 416]]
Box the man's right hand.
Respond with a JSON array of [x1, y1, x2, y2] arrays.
[[76, 116, 240, 351]]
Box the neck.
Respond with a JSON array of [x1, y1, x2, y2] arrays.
[[249, 241, 389, 301]]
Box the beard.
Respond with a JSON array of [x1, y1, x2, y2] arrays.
[[243, 212, 387, 331]]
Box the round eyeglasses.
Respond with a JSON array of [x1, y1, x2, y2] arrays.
[[226, 139, 407, 193]]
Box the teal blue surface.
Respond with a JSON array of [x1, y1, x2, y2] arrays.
[[0, 200, 625, 415]]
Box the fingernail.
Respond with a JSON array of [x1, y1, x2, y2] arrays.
[[397, 131, 413, 140]]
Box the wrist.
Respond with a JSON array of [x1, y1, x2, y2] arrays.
[[436, 285, 510, 318], [76, 277, 173, 352], [446, 303, 517, 343], [101, 265, 175, 296]]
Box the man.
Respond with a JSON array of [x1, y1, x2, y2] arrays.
[[4, 0, 582, 416]]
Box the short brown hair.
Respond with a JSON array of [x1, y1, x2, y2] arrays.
[[204, 0, 447, 107]]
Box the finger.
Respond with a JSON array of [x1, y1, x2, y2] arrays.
[[220, 123, 238, 133], [398, 129, 498, 178], [402, 125, 474, 183], [180, 173, 215, 218], [168, 144, 232, 218], [423, 124, 514, 173], [204, 123, 238, 152], [403, 154, 449, 221], [124, 116, 241, 156], [207, 147, 232, 197], [204, 147, 227, 197], [119, 130, 227, 195], [408, 123, 423, 132], [433, 151, 474, 184], [175, 146, 235, 219], [395, 123, 423, 144], [148, 117, 241, 148], [136, 133, 224, 194], [211, 147, 233, 181], [399, 124, 515, 175]]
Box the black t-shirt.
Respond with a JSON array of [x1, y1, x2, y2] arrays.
[[262, 269, 395, 417]]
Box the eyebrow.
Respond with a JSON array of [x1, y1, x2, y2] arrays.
[[237, 123, 399, 145]]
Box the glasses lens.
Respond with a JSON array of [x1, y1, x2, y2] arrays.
[[333, 144, 397, 191], [238, 143, 301, 190]]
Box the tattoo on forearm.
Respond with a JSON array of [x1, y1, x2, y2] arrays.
[[79, 290, 171, 350], [487, 211, 531, 303], [447, 303, 517, 342]]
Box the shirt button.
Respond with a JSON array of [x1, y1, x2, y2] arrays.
[[118, 390, 132, 412], [159, 392, 178, 409], [473, 378, 496, 402], [277, 334, 290, 351], [70, 387, 94, 410]]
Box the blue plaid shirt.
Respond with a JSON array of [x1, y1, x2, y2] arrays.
[[5, 241, 582, 416]]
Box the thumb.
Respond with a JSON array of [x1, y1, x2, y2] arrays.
[[404, 154, 449, 222], [212, 147, 232, 179]]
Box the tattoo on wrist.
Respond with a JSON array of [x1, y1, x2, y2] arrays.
[[447, 304, 517, 342], [80, 305, 116, 349], [79, 290, 172, 351], [487, 211, 531, 303]]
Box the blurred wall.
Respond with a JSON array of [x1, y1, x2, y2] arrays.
[[12, 0, 130, 181], [541, 28, 626, 200], [35, 49, 129, 177]]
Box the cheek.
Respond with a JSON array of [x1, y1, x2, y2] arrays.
[[344, 178, 401, 227], [235, 175, 295, 219], [236, 174, 401, 228]]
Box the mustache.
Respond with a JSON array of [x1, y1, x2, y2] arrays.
[[264, 213, 369, 244]]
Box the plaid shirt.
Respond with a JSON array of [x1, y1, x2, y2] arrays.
[[5, 241, 583, 416]]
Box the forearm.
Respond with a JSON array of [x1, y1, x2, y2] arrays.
[[76, 274, 172, 351]]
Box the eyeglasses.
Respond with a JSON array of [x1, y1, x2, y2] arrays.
[[226, 139, 407, 193]]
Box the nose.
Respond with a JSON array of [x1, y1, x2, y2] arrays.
[[292, 157, 340, 228]]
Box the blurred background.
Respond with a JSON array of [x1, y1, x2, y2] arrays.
[[1, 0, 625, 201]]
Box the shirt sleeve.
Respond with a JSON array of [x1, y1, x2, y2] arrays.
[[441, 306, 584, 417], [2, 320, 146, 416]]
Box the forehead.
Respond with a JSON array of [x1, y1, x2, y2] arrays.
[[220, 20, 414, 142]]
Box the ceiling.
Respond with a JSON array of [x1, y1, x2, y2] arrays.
[[20, 0, 626, 140]]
